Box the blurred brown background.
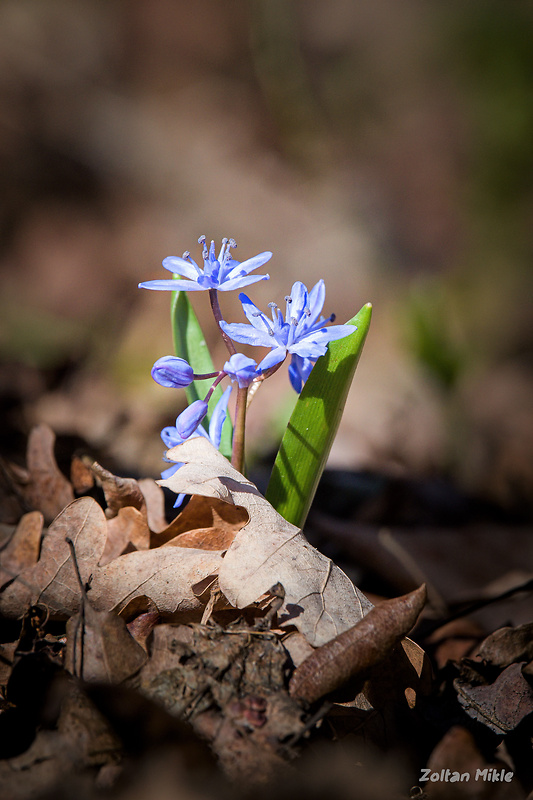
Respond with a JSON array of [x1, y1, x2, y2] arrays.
[[1, 0, 532, 516]]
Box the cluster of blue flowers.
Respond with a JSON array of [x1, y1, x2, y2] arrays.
[[140, 235, 356, 484]]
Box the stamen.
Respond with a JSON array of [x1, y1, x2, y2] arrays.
[[252, 311, 274, 335], [219, 237, 229, 263]]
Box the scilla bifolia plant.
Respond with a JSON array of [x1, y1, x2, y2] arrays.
[[140, 235, 372, 528]]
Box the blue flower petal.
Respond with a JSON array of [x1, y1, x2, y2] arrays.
[[258, 346, 287, 371], [219, 321, 274, 348], [208, 385, 233, 448], [138, 279, 205, 291], [218, 273, 270, 292], [162, 256, 202, 280], [306, 280, 326, 324], [289, 340, 328, 359], [225, 251, 272, 279]]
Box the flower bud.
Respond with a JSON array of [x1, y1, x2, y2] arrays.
[[223, 353, 258, 389], [152, 356, 194, 388], [175, 400, 208, 438]]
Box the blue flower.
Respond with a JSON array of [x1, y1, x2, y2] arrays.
[[139, 236, 271, 293], [160, 386, 232, 504], [223, 353, 259, 389], [151, 356, 194, 388], [175, 399, 209, 438], [219, 280, 357, 390]]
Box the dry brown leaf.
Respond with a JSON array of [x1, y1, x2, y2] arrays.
[[66, 603, 147, 683], [24, 424, 75, 523], [476, 623, 533, 668], [70, 455, 95, 494], [153, 494, 248, 547], [161, 437, 373, 646], [88, 547, 223, 618], [0, 497, 224, 621], [0, 458, 30, 524], [91, 461, 145, 518], [425, 726, 521, 799], [0, 511, 43, 589], [0, 497, 108, 618], [138, 478, 168, 533], [289, 585, 427, 703], [455, 662, 533, 735], [99, 506, 150, 566]]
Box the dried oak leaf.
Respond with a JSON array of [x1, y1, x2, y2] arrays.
[[138, 478, 168, 534], [0, 497, 107, 618], [161, 437, 373, 647], [91, 461, 145, 518], [0, 494, 225, 621], [89, 547, 224, 618], [424, 725, 522, 799], [0, 511, 43, 589], [24, 424, 75, 523], [154, 494, 248, 550], [289, 584, 427, 703], [66, 602, 147, 683], [476, 622, 533, 668], [99, 507, 150, 566], [455, 661, 533, 735]]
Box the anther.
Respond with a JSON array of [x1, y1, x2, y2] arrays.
[[229, 238, 237, 249], [285, 296, 292, 303], [198, 235, 206, 245]]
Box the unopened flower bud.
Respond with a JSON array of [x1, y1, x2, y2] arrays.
[[151, 356, 194, 388], [175, 400, 208, 438], [223, 353, 258, 389]]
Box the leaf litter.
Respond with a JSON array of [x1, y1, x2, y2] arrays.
[[0, 424, 532, 798]]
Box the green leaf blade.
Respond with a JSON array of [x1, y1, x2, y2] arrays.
[[265, 302, 372, 528]]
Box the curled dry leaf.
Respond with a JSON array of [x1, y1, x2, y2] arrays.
[[289, 584, 427, 703], [455, 661, 533, 735], [476, 622, 533, 668], [89, 547, 223, 618], [424, 725, 522, 798], [0, 497, 108, 618], [161, 437, 373, 646], [24, 424, 75, 523], [156, 494, 248, 550], [138, 478, 168, 534], [91, 461, 145, 518], [66, 603, 147, 683], [0, 511, 43, 589], [70, 455, 95, 494], [99, 506, 150, 566]]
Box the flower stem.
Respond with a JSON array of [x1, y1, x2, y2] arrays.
[[209, 289, 236, 356], [231, 385, 248, 473]]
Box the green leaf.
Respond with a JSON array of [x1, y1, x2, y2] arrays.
[[265, 302, 372, 528], [170, 291, 233, 458]]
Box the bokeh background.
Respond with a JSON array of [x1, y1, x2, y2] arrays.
[[1, 0, 532, 517]]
